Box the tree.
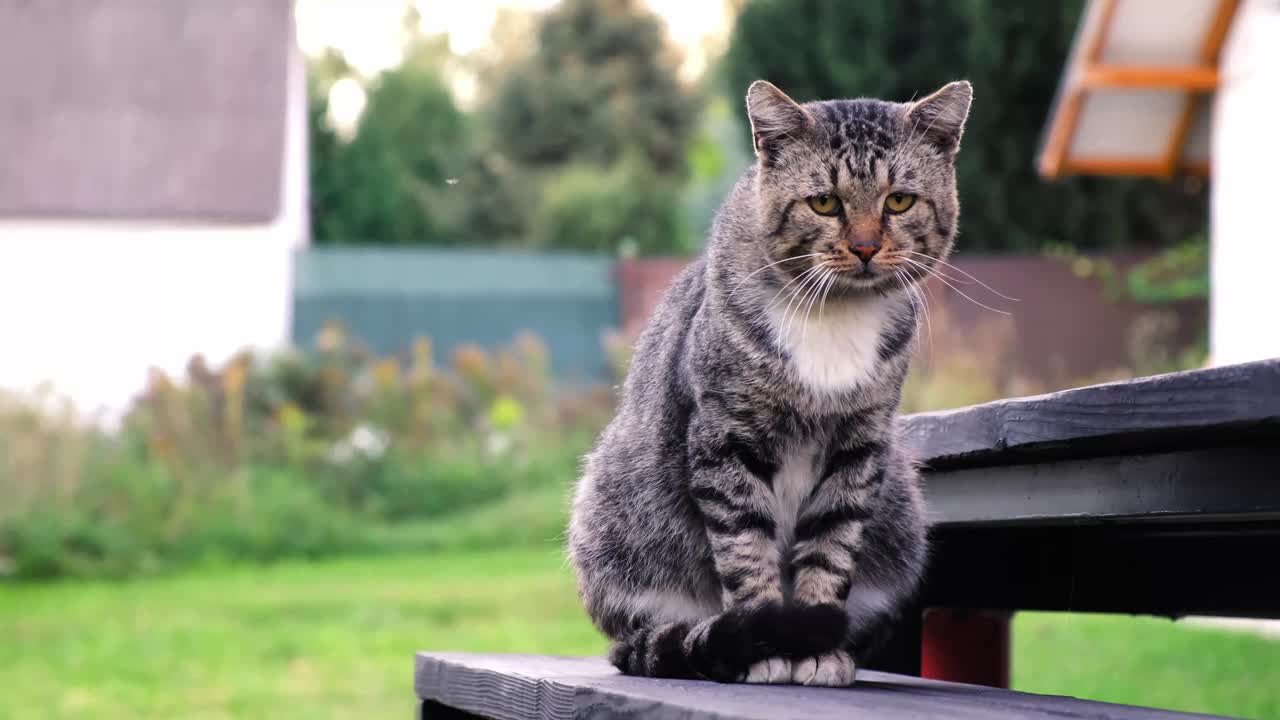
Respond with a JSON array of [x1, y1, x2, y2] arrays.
[[464, 0, 700, 254], [529, 154, 688, 254], [722, 0, 1207, 254], [307, 0, 702, 252], [489, 0, 700, 178], [309, 38, 470, 245]]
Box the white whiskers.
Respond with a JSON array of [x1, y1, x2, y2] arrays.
[[906, 251, 1020, 302], [729, 253, 826, 299], [898, 256, 1012, 317], [768, 264, 828, 314], [798, 268, 837, 348], [780, 265, 831, 340], [896, 272, 934, 360]]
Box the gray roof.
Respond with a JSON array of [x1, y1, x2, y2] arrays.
[[0, 0, 293, 223]]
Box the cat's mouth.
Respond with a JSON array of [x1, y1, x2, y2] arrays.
[[814, 257, 909, 294], [823, 251, 918, 284], [825, 259, 880, 280]]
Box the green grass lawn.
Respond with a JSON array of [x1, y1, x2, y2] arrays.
[[3, 549, 1276, 719], [1015, 613, 1279, 720], [1, 549, 604, 719]]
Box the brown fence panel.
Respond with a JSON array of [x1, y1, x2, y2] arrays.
[[617, 255, 1206, 387]]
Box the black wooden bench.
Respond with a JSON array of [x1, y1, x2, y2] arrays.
[[896, 357, 1280, 687], [414, 653, 1235, 719], [417, 359, 1280, 719]]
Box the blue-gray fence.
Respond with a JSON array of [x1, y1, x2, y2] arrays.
[[292, 249, 618, 381]]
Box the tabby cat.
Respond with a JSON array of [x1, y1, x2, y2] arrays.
[[569, 79, 972, 686]]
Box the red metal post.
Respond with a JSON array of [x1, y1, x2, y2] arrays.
[[920, 609, 1011, 688]]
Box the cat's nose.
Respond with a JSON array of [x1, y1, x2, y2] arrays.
[[846, 225, 882, 263], [851, 243, 881, 262]]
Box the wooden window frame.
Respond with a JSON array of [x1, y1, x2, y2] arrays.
[[1038, 0, 1239, 180]]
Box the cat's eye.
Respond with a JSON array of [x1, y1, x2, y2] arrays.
[[884, 193, 916, 214], [807, 195, 841, 216]]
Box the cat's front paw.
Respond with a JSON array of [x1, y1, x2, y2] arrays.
[[739, 656, 792, 684], [791, 650, 857, 686]]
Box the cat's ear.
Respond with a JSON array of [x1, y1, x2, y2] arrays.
[[746, 80, 813, 161], [905, 81, 972, 155]]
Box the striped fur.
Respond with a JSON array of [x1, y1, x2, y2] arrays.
[[569, 80, 972, 685]]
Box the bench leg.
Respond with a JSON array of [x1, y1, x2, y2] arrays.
[[921, 608, 1011, 688]]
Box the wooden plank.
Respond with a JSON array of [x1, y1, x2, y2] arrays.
[[1060, 156, 1211, 177], [1038, 0, 1117, 179], [1200, 0, 1243, 63], [415, 652, 1236, 720], [1162, 0, 1241, 177], [925, 521, 1280, 618], [1162, 94, 1203, 178], [925, 446, 1280, 526], [902, 359, 1280, 468], [1078, 65, 1219, 90]]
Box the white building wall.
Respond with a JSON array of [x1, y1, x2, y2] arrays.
[[0, 46, 308, 418], [1211, 0, 1280, 366]]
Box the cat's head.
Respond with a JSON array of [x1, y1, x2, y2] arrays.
[[744, 80, 971, 295]]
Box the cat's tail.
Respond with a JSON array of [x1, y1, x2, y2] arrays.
[[608, 602, 848, 682]]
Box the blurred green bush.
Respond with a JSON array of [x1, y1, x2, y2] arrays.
[[0, 314, 1204, 581], [530, 157, 692, 255], [0, 326, 609, 580]]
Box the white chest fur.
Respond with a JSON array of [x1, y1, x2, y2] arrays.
[[768, 293, 889, 393], [771, 440, 902, 631], [770, 441, 819, 548]]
